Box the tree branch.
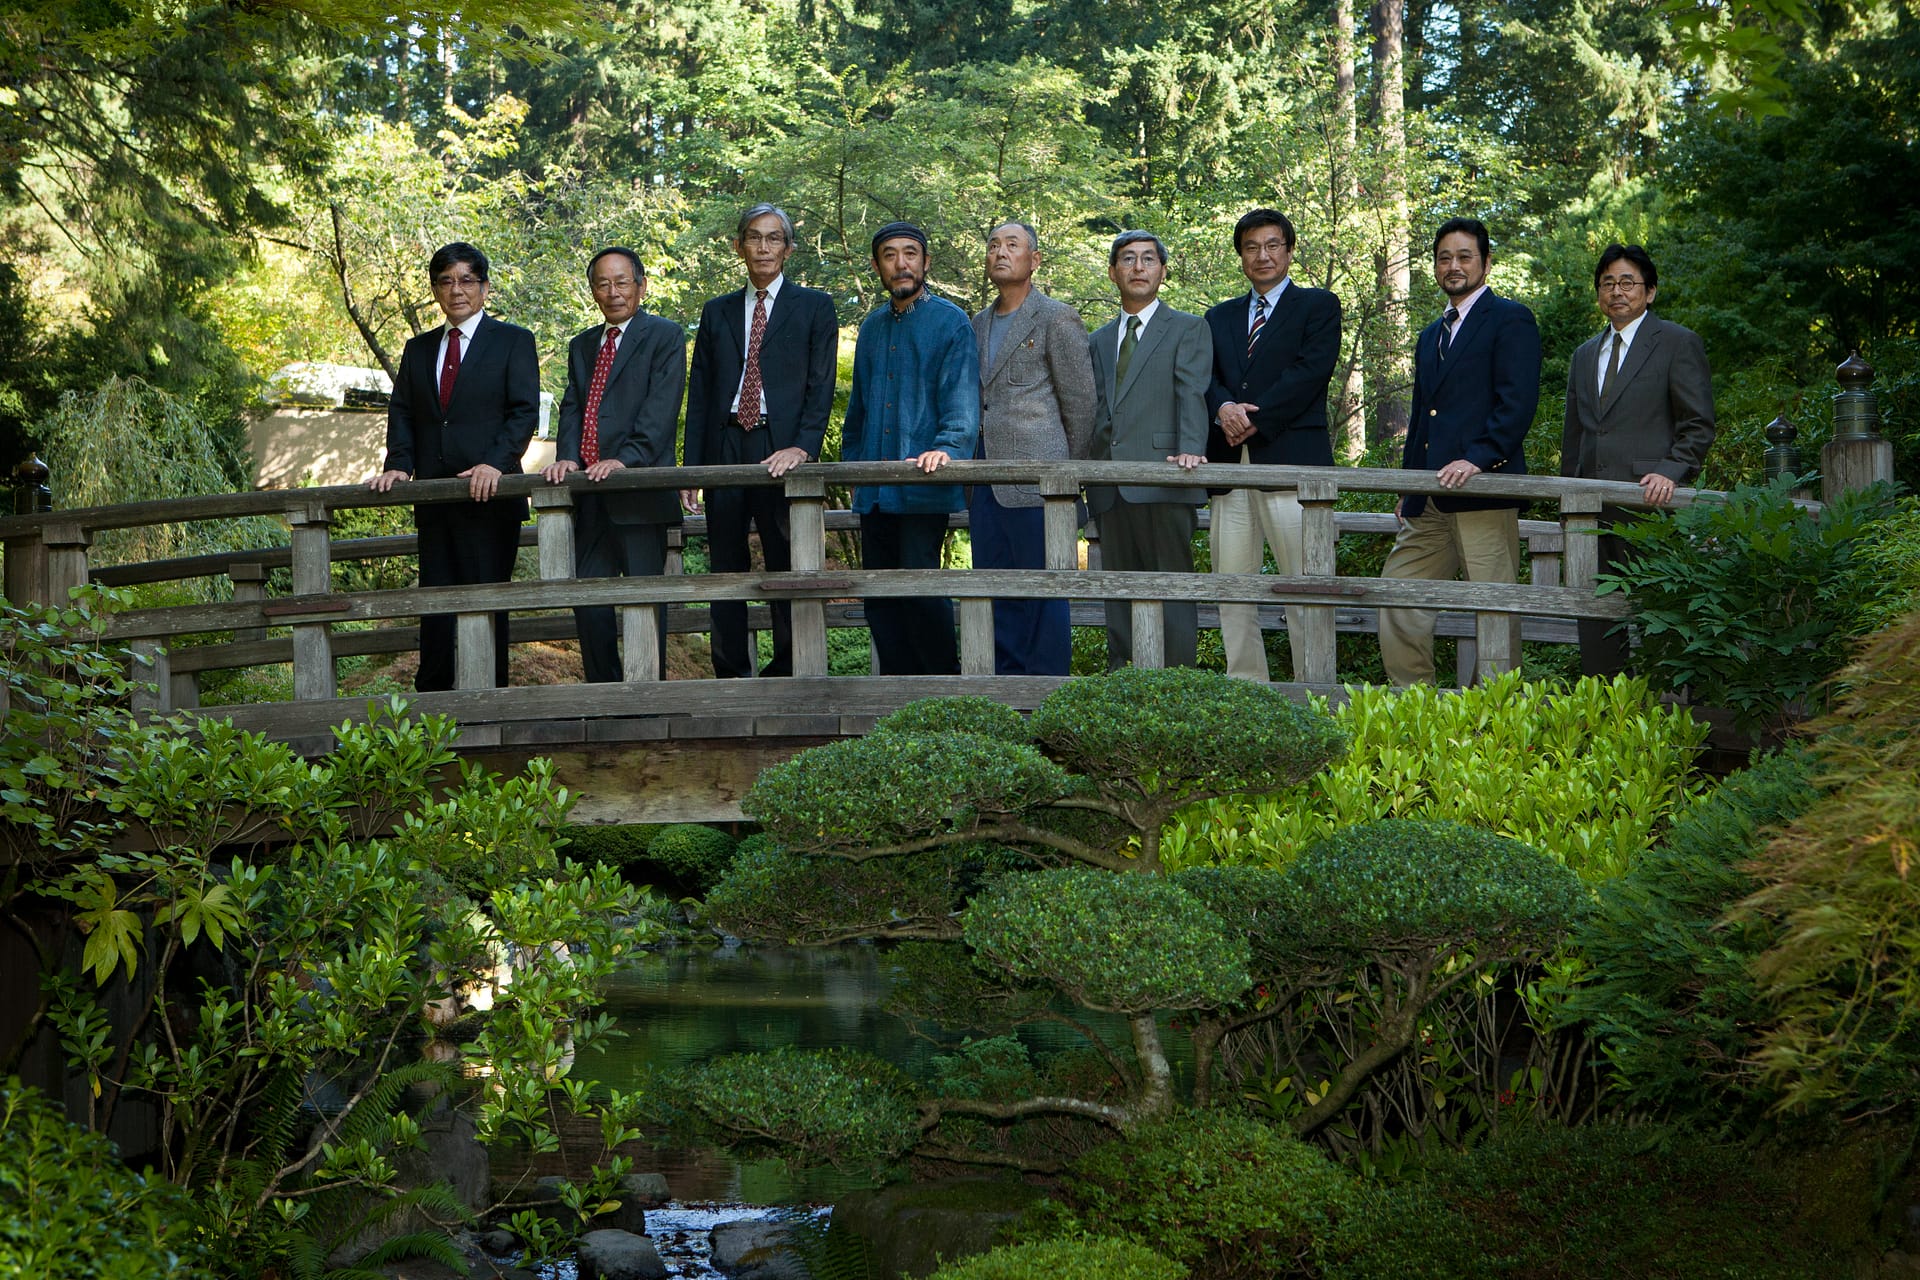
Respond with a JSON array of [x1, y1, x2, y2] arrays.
[[920, 1094, 1131, 1131]]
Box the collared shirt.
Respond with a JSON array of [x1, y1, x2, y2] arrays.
[[842, 290, 982, 515], [729, 274, 786, 416], [1248, 277, 1291, 333], [1441, 284, 1490, 347], [434, 311, 486, 377], [1115, 297, 1162, 358], [1596, 309, 1650, 396]]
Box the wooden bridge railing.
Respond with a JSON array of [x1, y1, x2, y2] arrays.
[[1, 460, 1694, 738]]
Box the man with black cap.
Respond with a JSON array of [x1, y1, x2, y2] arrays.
[[841, 221, 981, 674]]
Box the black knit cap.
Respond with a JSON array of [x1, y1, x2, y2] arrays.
[[870, 221, 928, 256]]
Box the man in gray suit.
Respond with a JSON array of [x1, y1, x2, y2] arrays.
[[1087, 230, 1212, 669], [971, 220, 1097, 675], [1561, 243, 1715, 675], [542, 247, 687, 682]]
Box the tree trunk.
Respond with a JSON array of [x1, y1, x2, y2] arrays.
[[1129, 1013, 1175, 1121], [1332, 0, 1367, 460], [1368, 0, 1411, 447]]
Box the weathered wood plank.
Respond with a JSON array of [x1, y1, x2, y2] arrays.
[[959, 598, 994, 676]]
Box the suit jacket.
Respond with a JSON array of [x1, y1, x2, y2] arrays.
[[1400, 290, 1541, 518], [971, 291, 1097, 508], [1561, 313, 1715, 487], [1203, 282, 1342, 472], [684, 280, 838, 467], [555, 313, 687, 526], [383, 313, 540, 518], [1086, 304, 1213, 513]]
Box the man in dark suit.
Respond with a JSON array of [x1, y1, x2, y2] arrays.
[[1087, 230, 1212, 670], [1204, 207, 1342, 683], [684, 203, 839, 679], [540, 247, 686, 683], [371, 242, 538, 691], [1562, 243, 1715, 675], [1379, 217, 1542, 687]]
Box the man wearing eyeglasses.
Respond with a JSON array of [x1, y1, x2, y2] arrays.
[[684, 204, 839, 679], [1562, 243, 1716, 675], [371, 242, 539, 691]]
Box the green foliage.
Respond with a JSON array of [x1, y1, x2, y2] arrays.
[[1607, 475, 1905, 732], [1162, 673, 1708, 883], [963, 869, 1250, 1014], [706, 839, 979, 944], [1049, 1111, 1354, 1280], [680, 1048, 923, 1173], [0, 1079, 207, 1277], [1562, 749, 1823, 1123], [1739, 612, 1920, 1113], [927, 1236, 1188, 1280], [1276, 821, 1590, 957], [873, 697, 1029, 743], [1324, 1123, 1840, 1279], [557, 823, 660, 870], [645, 823, 739, 890]]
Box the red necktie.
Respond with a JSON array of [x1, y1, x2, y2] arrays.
[[438, 327, 462, 412], [581, 325, 621, 467], [737, 289, 768, 425]]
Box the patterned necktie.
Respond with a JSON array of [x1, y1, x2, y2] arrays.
[[1116, 314, 1141, 385], [1437, 306, 1460, 362], [580, 325, 621, 468], [1599, 331, 1624, 406], [738, 289, 769, 425], [438, 327, 461, 412], [1247, 292, 1269, 356]]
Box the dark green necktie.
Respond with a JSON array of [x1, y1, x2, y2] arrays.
[[1116, 314, 1140, 385]]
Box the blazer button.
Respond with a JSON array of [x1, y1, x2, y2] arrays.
[[1429, 409, 1438, 417]]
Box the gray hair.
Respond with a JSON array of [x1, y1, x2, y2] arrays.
[[735, 203, 796, 245], [1109, 229, 1168, 266], [989, 220, 1040, 253]]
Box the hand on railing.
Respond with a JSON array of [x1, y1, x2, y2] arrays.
[[369, 469, 410, 493], [1639, 473, 1676, 505], [460, 462, 504, 500]]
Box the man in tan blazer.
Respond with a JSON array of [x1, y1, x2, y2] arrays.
[[971, 220, 1097, 675], [1562, 243, 1715, 675]]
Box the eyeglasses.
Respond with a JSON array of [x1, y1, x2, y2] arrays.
[[592, 277, 642, 293], [433, 275, 486, 291], [1239, 238, 1289, 259], [742, 232, 788, 247], [1598, 277, 1646, 293]]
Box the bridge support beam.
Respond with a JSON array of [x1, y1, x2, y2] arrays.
[[787, 473, 829, 677], [288, 503, 338, 701], [1295, 476, 1340, 685]]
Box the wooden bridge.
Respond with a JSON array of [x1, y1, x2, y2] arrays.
[[2, 461, 1664, 823]]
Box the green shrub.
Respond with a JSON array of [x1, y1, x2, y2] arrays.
[[1607, 474, 1904, 732], [0, 1079, 207, 1277], [1051, 1110, 1354, 1280], [558, 823, 660, 870], [1324, 1123, 1840, 1279], [928, 1236, 1187, 1280], [706, 837, 979, 944], [679, 1048, 922, 1172], [1162, 672, 1707, 883], [875, 696, 1029, 742], [646, 823, 739, 889], [1562, 748, 1822, 1124]]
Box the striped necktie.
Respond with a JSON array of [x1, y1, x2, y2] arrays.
[[1247, 292, 1269, 356]]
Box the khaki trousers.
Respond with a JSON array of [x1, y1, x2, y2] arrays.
[[1210, 454, 1304, 681], [1378, 505, 1521, 687]]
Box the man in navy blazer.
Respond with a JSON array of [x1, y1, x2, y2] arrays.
[[1204, 208, 1342, 683], [684, 204, 839, 679], [371, 242, 539, 692], [1379, 217, 1541, 686], [541, 247, 686, 683]]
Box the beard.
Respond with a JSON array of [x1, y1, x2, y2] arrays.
[[888, 271, 923, 300]]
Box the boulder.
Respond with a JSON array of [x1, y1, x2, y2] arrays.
[[328, 1109, 489, 1268], [709, 1217, 809, 1279], [826, 1179, 1042, 1279], [577, 1228, 668, 1280]]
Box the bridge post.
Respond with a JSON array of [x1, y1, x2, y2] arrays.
[[40, 520, 92, 605], [1040, 475, 1081, 571], [1559, 491, 1605, 593], [786, 473, 829, 677], [1294, 475, 1340, 684], [1130, 600, 1166, 668], [2, 529, 49, 606], [287, 502, 338, 701], [1822, 353, 1894, 502], [230, 561, 270, 643], [532, 486, 577, 581]]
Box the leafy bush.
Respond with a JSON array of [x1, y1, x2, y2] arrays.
[[1324, 1123, 1840, 1279], [1049, 1110, 1354, 1280], [646, 822, 739, 889], [1562, 749, 1822, 1124], [875, 696, 1029, 742], [0, 1079, 206, 1278], [1162, 672, 1707, 883], [558, 823, 660, 870], [706, 837, 980, 944], [928, 1236, 1187, 1280], [1606, 474, 1905, 732], [679, 1048, 922, 1172]]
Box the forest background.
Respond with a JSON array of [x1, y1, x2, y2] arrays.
[[1, 0, 1915, 497]]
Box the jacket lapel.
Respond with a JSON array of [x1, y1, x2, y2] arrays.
[[1430, 292, 1496, 394], [985, 303, 1044, 383], [1115, 310, 1171, 402], [602, 317, 643, 388], [1599, 319, 1662, 417]]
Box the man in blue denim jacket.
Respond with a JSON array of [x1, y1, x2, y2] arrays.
[[842, 221, 982, 674]]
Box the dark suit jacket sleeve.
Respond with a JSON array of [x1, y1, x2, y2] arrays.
[[383, 337, 424, 475], [1464, 304, 1541, 473], [1175, 315, 1213, 456], [614, 319, 687, 469], [796, 292, 837, 460], [1250, 289, 1341, 439], [556, 336, 586, 466], [1401, 327, 1432, 470], [484, 324, 541, 471], [1046, 302, 1097, 458], [683, 300, 721, 467], [1657, 323, 1716, 482]]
